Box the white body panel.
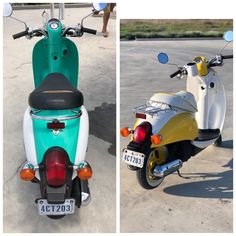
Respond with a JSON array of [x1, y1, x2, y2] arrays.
[[23, 107, 37, 165], [75, 106, 89, 165], [150, 92, 197, 113], [187, 69, 226, 131], [23, 107, 40, 179], [135, 108, 185, 134]]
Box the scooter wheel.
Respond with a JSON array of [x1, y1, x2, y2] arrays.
[[136, 148, 165, 190], [213, 135, 222, 147], [47, 215, 65, 220]]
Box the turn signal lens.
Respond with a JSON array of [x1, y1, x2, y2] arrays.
[[151, 134, 161, 145], [20, 168, 35, 181], [77, 167, 93, 180], [120, 127, 130, 137]]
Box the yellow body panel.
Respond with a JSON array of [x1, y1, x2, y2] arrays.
[[151, 112, 198, 148], [194, 56, 208, 76]]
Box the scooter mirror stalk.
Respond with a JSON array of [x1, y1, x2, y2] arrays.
[[3, 3, 13, 17], [92, 3, 108, 12], [223, 31, 233, 42]]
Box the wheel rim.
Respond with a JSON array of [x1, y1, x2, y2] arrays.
[[145, 148, 166, 187]]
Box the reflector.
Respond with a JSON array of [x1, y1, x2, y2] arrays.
[[136, 113, 146, 119]]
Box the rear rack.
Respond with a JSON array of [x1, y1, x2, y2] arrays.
[[30, 109, 82, 121], [133, 100, 177, 117]]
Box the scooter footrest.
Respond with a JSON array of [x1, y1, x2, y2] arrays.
[[197, 129, 220, 141]]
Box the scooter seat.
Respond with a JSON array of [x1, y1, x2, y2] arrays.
[[28, 73, 83, 110]]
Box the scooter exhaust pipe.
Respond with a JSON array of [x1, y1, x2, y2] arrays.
[[81, 180, 91, 206], [152, 159, 183, 178]]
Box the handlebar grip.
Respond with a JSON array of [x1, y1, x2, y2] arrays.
[[222, 55, 233, 59], [12, 29, 28, 40], [170, 69, 182, 78], [82, 27, 97, 35]]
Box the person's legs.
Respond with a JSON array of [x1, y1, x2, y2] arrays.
[[102, 6, 110, 37]]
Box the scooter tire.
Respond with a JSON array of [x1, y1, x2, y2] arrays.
[[47, 215, 65, 220], [213, 135, 222, 147], [136, 148, 164, 190]]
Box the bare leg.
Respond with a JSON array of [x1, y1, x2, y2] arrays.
[[102, 11, 110, 37]]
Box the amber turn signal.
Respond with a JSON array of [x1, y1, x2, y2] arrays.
[[77, 167, 93, 180], [20, 168, 35, 181], [120, 127, 131, 137], [151, 134, 161, 145]]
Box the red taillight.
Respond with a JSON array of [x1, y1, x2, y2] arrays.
[[133, 122, 151, 143], [45, 149, 67, 187]]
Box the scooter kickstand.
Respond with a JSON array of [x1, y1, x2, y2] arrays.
[[177, 170, 191, 179]]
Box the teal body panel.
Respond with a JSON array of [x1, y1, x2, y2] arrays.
[[32, 21, 79, 88], [32, 109, 80, 164], [31, 20, 82, 164]]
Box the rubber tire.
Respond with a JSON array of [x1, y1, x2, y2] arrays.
[[47, 214, 65, 220], [136, 148, 164, 190], [213, 135, 222, 147]]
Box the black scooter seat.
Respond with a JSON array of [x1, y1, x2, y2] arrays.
[[28, 73, 83, 110]]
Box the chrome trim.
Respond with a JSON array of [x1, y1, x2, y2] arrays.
[[152, 159, 183, 178], [133, 101, 176, 117], [30, 109, 82, 121]]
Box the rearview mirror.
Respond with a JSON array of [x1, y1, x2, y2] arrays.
[[93, 3, 108, 12], [3, 3, 13, 17], [223, 31, 233, 42], [157, 52, 169, 64]]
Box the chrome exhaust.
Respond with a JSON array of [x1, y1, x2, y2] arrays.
[[152, 159, 183, 178], [80, 180, 91, 206]]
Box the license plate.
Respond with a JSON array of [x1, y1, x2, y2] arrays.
[[122, 149, 145, 168], [38, 199, 75, 216]]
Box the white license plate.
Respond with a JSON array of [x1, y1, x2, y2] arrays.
[[38, 199, 75, 215], [122, 149, 145, 168]]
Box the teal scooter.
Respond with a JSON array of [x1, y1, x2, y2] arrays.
[[3, 2, 107, 219]]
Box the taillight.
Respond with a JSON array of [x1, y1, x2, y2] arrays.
[[133, 122, 151, 143], [45, 149, 67, 187]]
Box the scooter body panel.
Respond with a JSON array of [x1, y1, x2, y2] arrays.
[[32, 110, 80, 165], [133, 109, 198, 147], [187, 69, 226, 131], [32, 24, 79, 88], [24, 106, 89, 166]]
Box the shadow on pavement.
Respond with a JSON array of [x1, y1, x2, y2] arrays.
[[163, 158, 233, 199], [88, 102, 116, 156]]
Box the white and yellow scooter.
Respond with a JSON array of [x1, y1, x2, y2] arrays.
[[121, 31, 233, 189]]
